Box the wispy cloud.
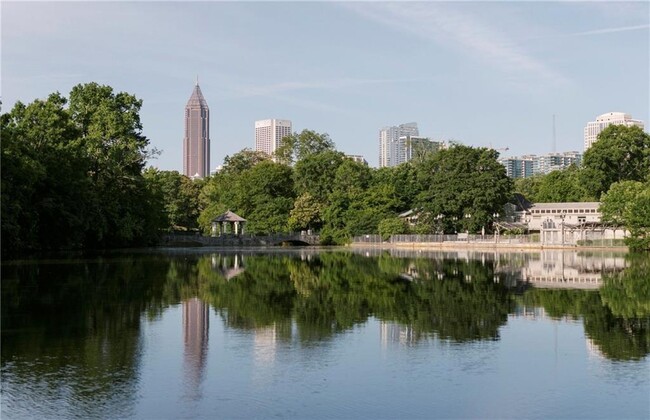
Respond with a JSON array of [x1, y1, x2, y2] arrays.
[[560, 24, 649, 38], [342, 2, 570, 88]]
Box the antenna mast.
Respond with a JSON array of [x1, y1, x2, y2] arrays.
[[552, 114, 556, 153]]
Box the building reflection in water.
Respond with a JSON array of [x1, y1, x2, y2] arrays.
[[252, 324, 279, 386], [520, 250, 625, 289], [183, 298, 209, 400], [380, 321, 419, 348], [211, 253, 245, 280]]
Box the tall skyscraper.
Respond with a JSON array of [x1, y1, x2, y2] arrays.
[[255, 119, 292, 157], [183, 81, 210, 178], [379, 122, 419, 167], [584, 112, 644, 151]]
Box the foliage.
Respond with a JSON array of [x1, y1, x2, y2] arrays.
[[415, 145, 513, 233], [600, 254, 650, 318], [522, 286, 650, 361], [1, 84, 162, 253], [293, 149, 345, 199], [288, 193, 323, 232], [143, 169, 201, 231], [582, 125, 650, 199], [378, 217, 410, 240], [197, 160, 295, 234], [533, 165, 594, 203], [600, 181, 650, 251], [221, 148, 270, 175], [274, 129, 336, 165], [234, 161, 295, 234]]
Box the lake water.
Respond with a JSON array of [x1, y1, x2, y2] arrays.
[[2, 248, 649, 419]]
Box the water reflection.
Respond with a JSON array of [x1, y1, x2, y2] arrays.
[[2, 250, 648, 418], [1, 250, 647, 370], [183, 298, 209, 400]]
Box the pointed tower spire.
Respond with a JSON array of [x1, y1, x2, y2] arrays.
[[196, 75, 199, 86]]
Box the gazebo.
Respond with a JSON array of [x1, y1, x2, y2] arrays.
[[211, 210, 247, 237]]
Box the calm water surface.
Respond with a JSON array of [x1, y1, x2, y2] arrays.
[[2, 248, 649, 419]]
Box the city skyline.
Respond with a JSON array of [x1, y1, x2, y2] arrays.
[[3, 2, 648, 170]]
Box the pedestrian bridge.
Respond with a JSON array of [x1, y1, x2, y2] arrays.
[[161, 233, 320, 247]]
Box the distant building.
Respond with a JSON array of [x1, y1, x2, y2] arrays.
[[499, 151, 581, 178], [527, 202, 601, 231], [534, 151, 582, 175], [255, 119, 292, 157], [584, 112, 644, 151], [346, 154, 368, 165], [379, 122, 419, 167], [499, 155, 535, 178], [183, 81, 210, 178]]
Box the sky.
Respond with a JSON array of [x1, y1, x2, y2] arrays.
[[2, 1, 649, 170]]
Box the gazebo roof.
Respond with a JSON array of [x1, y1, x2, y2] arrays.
[[212, 210, 246, 223]]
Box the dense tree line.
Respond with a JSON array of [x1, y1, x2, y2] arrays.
[[2, 84, 162, 253], [4, 84, 648, 253], [514, 125, 650, 250], [197, 130, 513, 244]]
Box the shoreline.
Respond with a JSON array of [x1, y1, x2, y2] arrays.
[[349, 242, 628, 252]]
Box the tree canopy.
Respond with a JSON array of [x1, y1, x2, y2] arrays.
[[1, 84, 163, 253], [415, 145, 513, 233], [582, 125, 650, 199]]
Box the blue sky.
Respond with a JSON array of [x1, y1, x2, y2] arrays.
[[3, 1, 648, 170]]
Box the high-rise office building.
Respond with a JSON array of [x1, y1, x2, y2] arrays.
[[584, 112, 644, 151], [379, 122, 419, 167], [255, 119, 292, 157], [183, 81, 210, 178]]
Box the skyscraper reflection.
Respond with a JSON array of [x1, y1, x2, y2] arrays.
[[183, 298, 209, 400]]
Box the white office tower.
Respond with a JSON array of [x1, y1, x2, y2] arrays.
[[379, 122, 419, 167], [255, 119, 293, 157], [584, 112, 644, 151]]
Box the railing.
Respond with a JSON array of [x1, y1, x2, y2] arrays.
[[351, 234, 543, 245]]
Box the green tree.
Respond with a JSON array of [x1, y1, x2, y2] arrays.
[[582, 125, 650, 199], [274, 129, 335, 165], [68, 82, 160, 247], [600, 181, 650, 251], [143, 169, 201, 231], [293, 150, 345, 200], [534, 165, 593, 203], [221, 148, 270, 175], [514, 175, 544, 203], [288, 193, 323, 232], [321, 159, 399, 242], [415, 145, 513, 233], [378, 217, 410, 240], [1, 94, 90, 252], [231, 161, 295, 234]]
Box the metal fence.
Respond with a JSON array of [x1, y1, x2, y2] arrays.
[[352, 234, 543, 245], [351, 232, 625, 247]]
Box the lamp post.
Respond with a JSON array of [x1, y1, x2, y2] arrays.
[[493, 212, 500, 244], [464, 213, 472, 242], [451, 216, 458, 236]]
